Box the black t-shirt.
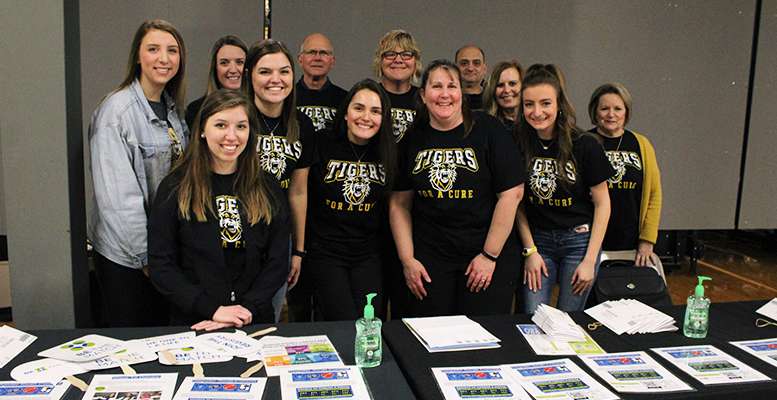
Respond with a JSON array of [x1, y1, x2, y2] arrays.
[[396, 112, 525, 263], [384, 85, 418, 143], [185, 96, 205, 130], [465, 92, 483, 111], [523, 133, 614, 230], [307, 134, 388, 260], [593, 129, 644, 250], [212, 172, 246, 280], [148, 97, 168, 124], [295, 79, 347, 133], [256, 111, 317, 191]]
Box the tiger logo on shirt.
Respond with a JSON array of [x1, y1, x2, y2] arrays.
[[428, 162, 458, 192], [412, 148, 479, 192], [259, 149, 286, 179], [342, 175, 372, 205], [529, 157, 576, 200], [257, 135, 303, 180], [605, 151, 642, 184], [216, 195, 243, 247], [325, 160, 386, 206]]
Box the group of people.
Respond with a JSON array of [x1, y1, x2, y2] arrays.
[[88, 19, 662, 330]]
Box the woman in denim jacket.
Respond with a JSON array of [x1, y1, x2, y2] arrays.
[[88, 19, 188, 327]]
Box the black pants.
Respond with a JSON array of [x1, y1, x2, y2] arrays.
[[308, 252, 384, 321], [93, 252, 169, 327], [287, 268, 315, 322], [407, 238, 519, 317]]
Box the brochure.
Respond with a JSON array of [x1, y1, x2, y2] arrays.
[[652, 345, 771, 385], [503, 358, 619, 400], [260, 336, 344, 377], [431, 366, 531, 400], [579, 351, 694, 393], [730, 337, 777, 369], [279, 366, 371, 400]]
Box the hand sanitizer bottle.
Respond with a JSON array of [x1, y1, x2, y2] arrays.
[[355, 293, 382, 368], [683, 276, 712, 338]]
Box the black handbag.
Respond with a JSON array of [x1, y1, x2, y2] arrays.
[[592, 260, 672, 307]]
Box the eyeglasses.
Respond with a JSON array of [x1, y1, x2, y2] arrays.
[[302, 49, 333, 57], [382, 51, 415, 61]]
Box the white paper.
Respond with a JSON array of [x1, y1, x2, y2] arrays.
[[157, 345, 232, 366], [755, 298, 777, 322], [38, 335, 125, 362], [11, 358, 88, 382], [172, 377, 266, 400], [730, 337, 777, 369], [0, 326, 37, 369], [0, 381, 70, 400], [81, 374, 178, 400], [128, 332, 196, 352], [516, 324, 605, 356], [652, 345, 771, 385], [194, 332, 262, 357], [531, 304, 586, 342], [77, 345, 159, 371], [431, 366, 531, 400], [503, 358, 619, 400], [585, 299, 677, 335], [402, 316, 500, 352], [260, 336, 343, 377], [279, 366, 371, 400], [579, 351, 694, 393]]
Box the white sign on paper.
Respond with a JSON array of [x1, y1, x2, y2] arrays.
[[194, 333, 263, 357], [38, 335, 125, 362], [0, 326, 37, 369], [78, 345, 159, 371], [11, 358, 88, 382], [158, 346, 232, 365], [128, 332, 196, 352]]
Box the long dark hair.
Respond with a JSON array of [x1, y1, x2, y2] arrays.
[[172, 89, 275, 224], [514, 64, 581, 183], [117, 19, 187, 114], [242, 39, 299, 143], [206, 35, 247, 95], [415, 59, 473, 136], [331, 79, 397, 191]]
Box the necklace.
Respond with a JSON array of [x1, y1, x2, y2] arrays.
[[537, 135, 555, 150], [349, 140, 369, 164], [261, 114, 281, 136]]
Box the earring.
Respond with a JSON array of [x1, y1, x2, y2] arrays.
[[200, 133, 205, 138]]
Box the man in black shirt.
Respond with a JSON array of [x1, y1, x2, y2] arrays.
[[296, 33, 347, 133], [455, 44, 487, 111]]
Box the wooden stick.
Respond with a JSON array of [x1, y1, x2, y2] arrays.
[[239, 361, 264, 378], [65, 375, 88, 391], [160, 350, 176, 365], [192, 362, 204, 377], [248, 326, 277, 338], [119, 363, 137, 375]]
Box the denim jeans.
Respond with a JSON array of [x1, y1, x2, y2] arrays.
[[523, 228, 600, 313]]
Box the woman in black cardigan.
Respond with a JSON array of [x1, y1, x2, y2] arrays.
[[149, 89, 288, 330]]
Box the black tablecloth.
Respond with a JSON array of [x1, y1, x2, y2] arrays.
[[383, 300, 777, 400], [0, 321, 415, 400]]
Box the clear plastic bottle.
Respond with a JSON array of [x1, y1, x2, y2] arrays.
[[683, 276, 712, 338], [355, 293, 382, 368]]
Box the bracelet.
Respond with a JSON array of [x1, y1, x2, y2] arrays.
[[522, 246, 537, 258], [292, 249, 307, 258], [480, 249, 498, 262]]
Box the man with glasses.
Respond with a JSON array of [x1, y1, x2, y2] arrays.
[[455, 44, 487, 110], [296, 33, 347, 133]]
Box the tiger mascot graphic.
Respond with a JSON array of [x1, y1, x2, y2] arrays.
[[260, 149, 286, 180], [342, 175, 372, 205], [428, 161, 458, 192], [529, 169, 557, 200], [608, 157, 627, 184], [217, 199, 242, 244]]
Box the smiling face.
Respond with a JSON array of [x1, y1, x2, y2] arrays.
[[251, 52, 293, 112], [298, 34, 335, 79], [456, 46, 486, 87], [596, 93, 627, 137], [522, 83, 558, 138], [495, 67, 521, 116], [345, 89, 383, 145], [203, 106, 250, 174], [421, 67, 463, 129], [215, 45, 245, 90], [381, 46, 416, 83], [138, 29, 180, 94]]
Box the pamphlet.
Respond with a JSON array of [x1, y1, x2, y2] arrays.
[[81, 374, 177, 400], [516, 324, 605, 355], [0, 381, 70, 400], [279, 366, 371, 400], [260, 336, 343, 377], [652, 345, 771, 385], [579, 351, 694, 393], [431, 366, 531, 400], [172, 377, 266, 400], [503, 358, 619, 400]]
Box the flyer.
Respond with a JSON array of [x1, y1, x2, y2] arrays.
[[11, 358, 88, 383], [39, 335, 125, 362], [730, 337, 777, 369], [652, 345, 772, 385], [128, 332, 196, 352], [516, 324, 605, 356], [157, 346, 232, 366], [172, 377, 266, 400], [579, 351, 694, 393], [503, 358, 619, 400], [0, 381, 70, 400], [193, 332, 262, 357], [260, 336, 343, 377], [431, 366, 531, 400], [81, 374, 177, 400], [0, 326, 37, 369], [279, 366, 371, 400]]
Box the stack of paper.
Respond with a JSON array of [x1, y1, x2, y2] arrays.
[[531, 304, 586, 341], [756, 298, 777, 321], [585, 299, 677, 335], [516, 324, 605, 356], [402, 316, 500, 352]]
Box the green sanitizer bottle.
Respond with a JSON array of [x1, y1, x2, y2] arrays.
[[355, 293, 382, 368], [683, 276, 712, 338]]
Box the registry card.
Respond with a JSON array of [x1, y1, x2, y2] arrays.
[[431, 366, 530, 400], [172, 377, 266, 400], [280, 366, 371, 400], [503, 358, 619, 400], [652, 345, 771, 385]]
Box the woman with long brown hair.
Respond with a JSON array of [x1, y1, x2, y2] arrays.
[[514, 64, 613, 313], [149, 89, 288, 330], [483, 60, 524, 129]]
